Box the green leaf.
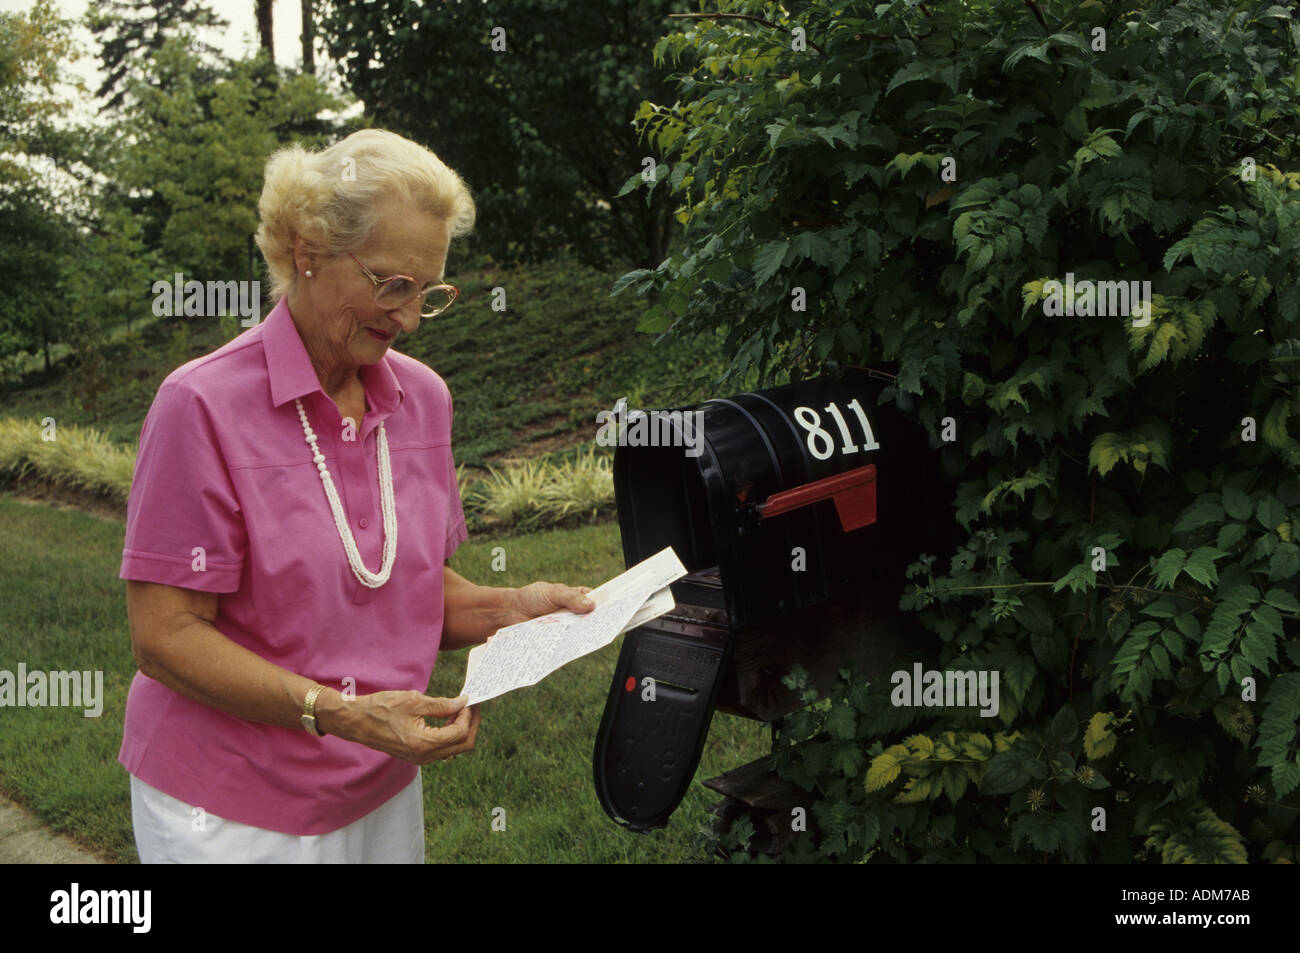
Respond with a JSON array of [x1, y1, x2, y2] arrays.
[[1270, 544, 1300, 581], [886, 61, 935, 95], [1241, 619, 1278, 671], [1173, 613, 1200, 643], [865, 744, 906, 792], [1053, 563, 1096, 594], [1252, 603, 1284, 638], [1257, 497, 1287, 532], [752, 238, 788, 286], [1175, 496, 1225, 533], [1223, 486, 1253, 520], [895, 774, 941, 803], [832, 744, 865, 778], [1259, 674, 1300, 773], [826, 703, 856, 740], [635, 303, 670, 333], [1184, 546, 1228, 586], [789, 231, 832, 265], [1084, 712, 1117, 759], [1050, 705, 1078, 744], [939, 764, 970, 804], [1273, 760, 1300, 798], [1012, 812, 1062, 852], [1003, 39, 1052, 72], [1113, 621, 1158, 675], [1152, 548, 1187, 588], [1003, 653, 1036, 701], [1263, 589, 1300, 612], [705, 259, 732, 283], [1073, 132, 1122, 166], [610, 268, 652, 297], [1218, 523, 1249, 550], [981, 751, 1030, 795], [614, 170, 643, 198], [1031, 631, 1069, 673]]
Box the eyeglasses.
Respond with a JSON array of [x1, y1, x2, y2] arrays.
[[349, 253, 459, 318]]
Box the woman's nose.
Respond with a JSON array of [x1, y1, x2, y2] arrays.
[[389, 298, 423, 333]]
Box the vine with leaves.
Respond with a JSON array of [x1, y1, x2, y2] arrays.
[[617, 0, 1300, 862]]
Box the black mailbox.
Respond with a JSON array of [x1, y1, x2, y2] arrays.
[[593, 367, 949, 831]]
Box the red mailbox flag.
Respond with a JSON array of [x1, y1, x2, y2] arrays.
[[758, 464, 878, 532]]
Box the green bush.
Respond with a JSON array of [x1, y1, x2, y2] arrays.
[[619, 0, 1300, 862], [0, 417, 135, 505], [460, 448, 616, 535]]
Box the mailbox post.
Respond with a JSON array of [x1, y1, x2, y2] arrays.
[[593, 368, 951, 832]]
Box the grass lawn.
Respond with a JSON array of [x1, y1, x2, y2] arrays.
[[0, 496, 769, 863]]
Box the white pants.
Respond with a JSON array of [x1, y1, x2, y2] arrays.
[[130, 773, 425, 864]]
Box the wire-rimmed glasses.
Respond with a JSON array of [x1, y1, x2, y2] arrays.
[[349, 252, 459, 318]]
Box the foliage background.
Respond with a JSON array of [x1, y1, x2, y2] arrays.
[[318, 0, 685, 268], [616, 0, 1300, 862]]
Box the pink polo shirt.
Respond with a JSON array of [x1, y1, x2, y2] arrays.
[[118, 296, 467, 836]]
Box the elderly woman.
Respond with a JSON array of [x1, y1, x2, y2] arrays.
[[118, 128, 593, 863]]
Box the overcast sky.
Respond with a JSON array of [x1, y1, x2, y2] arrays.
[[0, 0, 342, 123]]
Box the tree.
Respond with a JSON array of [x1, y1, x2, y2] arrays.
[[0, 0, 85, 375], [618, 0, 1300, 863], [256, 0, 274, 64], [0, 184, 79, 374], [318, 0, 682, 268], [301, 0, 315, 74], [85, 0, 228, 112], [114, 38, 346, 289]]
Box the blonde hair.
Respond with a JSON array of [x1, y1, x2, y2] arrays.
[[254, 129, 476, 301]]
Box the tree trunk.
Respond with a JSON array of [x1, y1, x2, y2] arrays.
[[256, 0, 274, 64], [645, 197, 673, 267], [300, 0, 315, 74]]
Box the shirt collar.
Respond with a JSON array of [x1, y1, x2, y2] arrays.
[[263, 296, 404, 415]]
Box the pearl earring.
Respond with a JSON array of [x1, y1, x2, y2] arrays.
[[305, 270, 313, 278]]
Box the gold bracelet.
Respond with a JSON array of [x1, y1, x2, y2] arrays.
[[301, 683, 326, 736]]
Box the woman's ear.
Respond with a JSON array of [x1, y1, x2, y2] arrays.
[[293, 234, 320, 277]]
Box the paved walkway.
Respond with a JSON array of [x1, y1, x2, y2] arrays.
[[0, 794, 111, 863]]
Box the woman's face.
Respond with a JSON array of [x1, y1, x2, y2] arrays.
[[294, 195, 451, 375]]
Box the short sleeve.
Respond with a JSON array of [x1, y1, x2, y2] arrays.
[[443, 389, 468, 560], [119, 377, 247, 592]]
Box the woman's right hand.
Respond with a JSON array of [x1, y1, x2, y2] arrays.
[[320, 690, 481, 765]]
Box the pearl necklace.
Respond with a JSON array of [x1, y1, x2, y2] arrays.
[[295, 398, 397, 588]]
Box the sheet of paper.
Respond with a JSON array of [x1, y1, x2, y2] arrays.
[[459, 547, 687, 705], [622, 585, 674, 633]]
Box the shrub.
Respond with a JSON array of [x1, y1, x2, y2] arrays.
[[461, 450, 615, 535], [0, 416, 135, 505], [618, 0, 1300, 862]]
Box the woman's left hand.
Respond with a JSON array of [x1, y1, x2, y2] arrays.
[[502, 582, 595, 627]]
